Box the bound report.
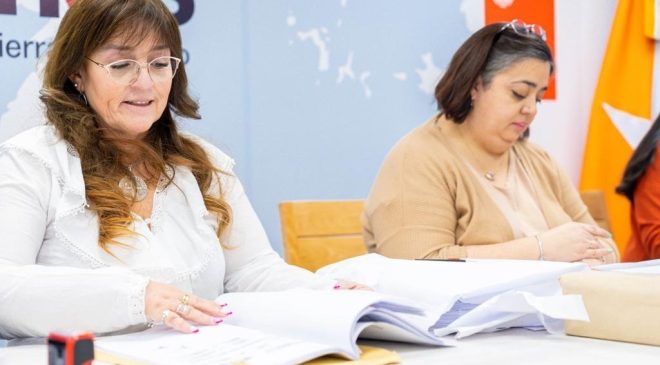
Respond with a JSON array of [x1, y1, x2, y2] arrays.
[[95, 290, 449, 365]]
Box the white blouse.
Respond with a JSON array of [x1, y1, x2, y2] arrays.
[[0, 126, 332, 339]]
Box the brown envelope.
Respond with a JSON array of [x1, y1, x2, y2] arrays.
[[560, 270, 660, 346]]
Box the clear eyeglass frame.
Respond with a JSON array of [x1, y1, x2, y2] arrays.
[[499, 19, 547, 41], [86, 56, 182, 86]]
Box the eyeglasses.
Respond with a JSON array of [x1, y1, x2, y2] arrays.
[[86, 56, 181, 86], [499, 19, 546, 41]]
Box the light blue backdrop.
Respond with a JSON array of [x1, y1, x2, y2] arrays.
[[0, 0, 469, 257], [180, 0, 467, 253]]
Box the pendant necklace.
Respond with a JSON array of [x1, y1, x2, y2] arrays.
[[118, 165, 148, 202], [119, 164, 175, 201], [458, 129, 503, 182]]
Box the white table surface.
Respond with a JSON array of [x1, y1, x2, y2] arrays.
[[1, 328, 659, 364], [363, 328, 660, 364]]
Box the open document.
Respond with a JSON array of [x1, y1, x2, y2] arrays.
[[218, 290, 451, 352], [95, 290, 449, 365], [316, 254, 590, 338]]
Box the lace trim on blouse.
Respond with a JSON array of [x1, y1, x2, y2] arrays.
[[0, 143, 106, 269], [128, 275, 151, 324]]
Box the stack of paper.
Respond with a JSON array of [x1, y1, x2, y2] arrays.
[[317, 254, 590, 337]]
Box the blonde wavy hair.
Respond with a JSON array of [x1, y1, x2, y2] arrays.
[[40, 0, 231, 253]]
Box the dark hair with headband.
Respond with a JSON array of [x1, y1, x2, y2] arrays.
[[435, 20, 554, 126]]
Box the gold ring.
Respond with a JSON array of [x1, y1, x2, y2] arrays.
[[179, 294, 190, 305]]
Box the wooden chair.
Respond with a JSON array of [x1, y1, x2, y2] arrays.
[[278, 200, 367, 272], [580, 190, 612, 232]]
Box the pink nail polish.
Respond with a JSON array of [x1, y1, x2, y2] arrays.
[[190, 326, 199, 333], [218, 302, 228, 307], [214, 318, 223, 324], [225, 311, 233, 316], [333, 284, 341, 289]]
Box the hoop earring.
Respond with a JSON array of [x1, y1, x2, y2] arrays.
[[80, 92, 88, 106], [73, 83, 88, 106]]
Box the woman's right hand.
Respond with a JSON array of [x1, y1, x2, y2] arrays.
[[145, 281, 231, 333], [539, 222, 613, 262]]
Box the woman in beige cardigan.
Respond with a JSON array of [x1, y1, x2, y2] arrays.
[[363, 21, 619, 265]]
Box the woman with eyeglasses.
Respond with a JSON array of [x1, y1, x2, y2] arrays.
[[616, 115, 660, 261], [0, 0, 360, 339], [362, 21, 619, 264]]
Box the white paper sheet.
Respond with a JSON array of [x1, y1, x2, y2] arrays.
[[596, 259, 660, 274], [96, 324, 336, 365], [318, 254, 587, 303]]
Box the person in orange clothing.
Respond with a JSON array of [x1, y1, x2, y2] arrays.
[[616, 115, 660, 261]]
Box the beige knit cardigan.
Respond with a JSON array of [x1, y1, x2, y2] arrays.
[[362, 116, 597, 259]]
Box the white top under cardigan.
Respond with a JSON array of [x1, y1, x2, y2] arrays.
[[0, 126, 332, 339]]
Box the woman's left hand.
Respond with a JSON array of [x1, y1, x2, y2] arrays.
[[333, 280, 372, 290]]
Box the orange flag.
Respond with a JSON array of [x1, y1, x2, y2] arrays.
[[580, 0, 657, 251]]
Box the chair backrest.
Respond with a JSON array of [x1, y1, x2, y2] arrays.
[[278, 200, 367, 272], [580, 190, 612, 232]]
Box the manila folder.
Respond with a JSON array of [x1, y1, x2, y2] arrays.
[[560, 270, 660, 346]]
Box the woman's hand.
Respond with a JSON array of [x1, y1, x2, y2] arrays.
[[579, 238, 618, 266], [539, 222, 613, 262], [145, 281, 231, 333], [333, 280, 372, 291]]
